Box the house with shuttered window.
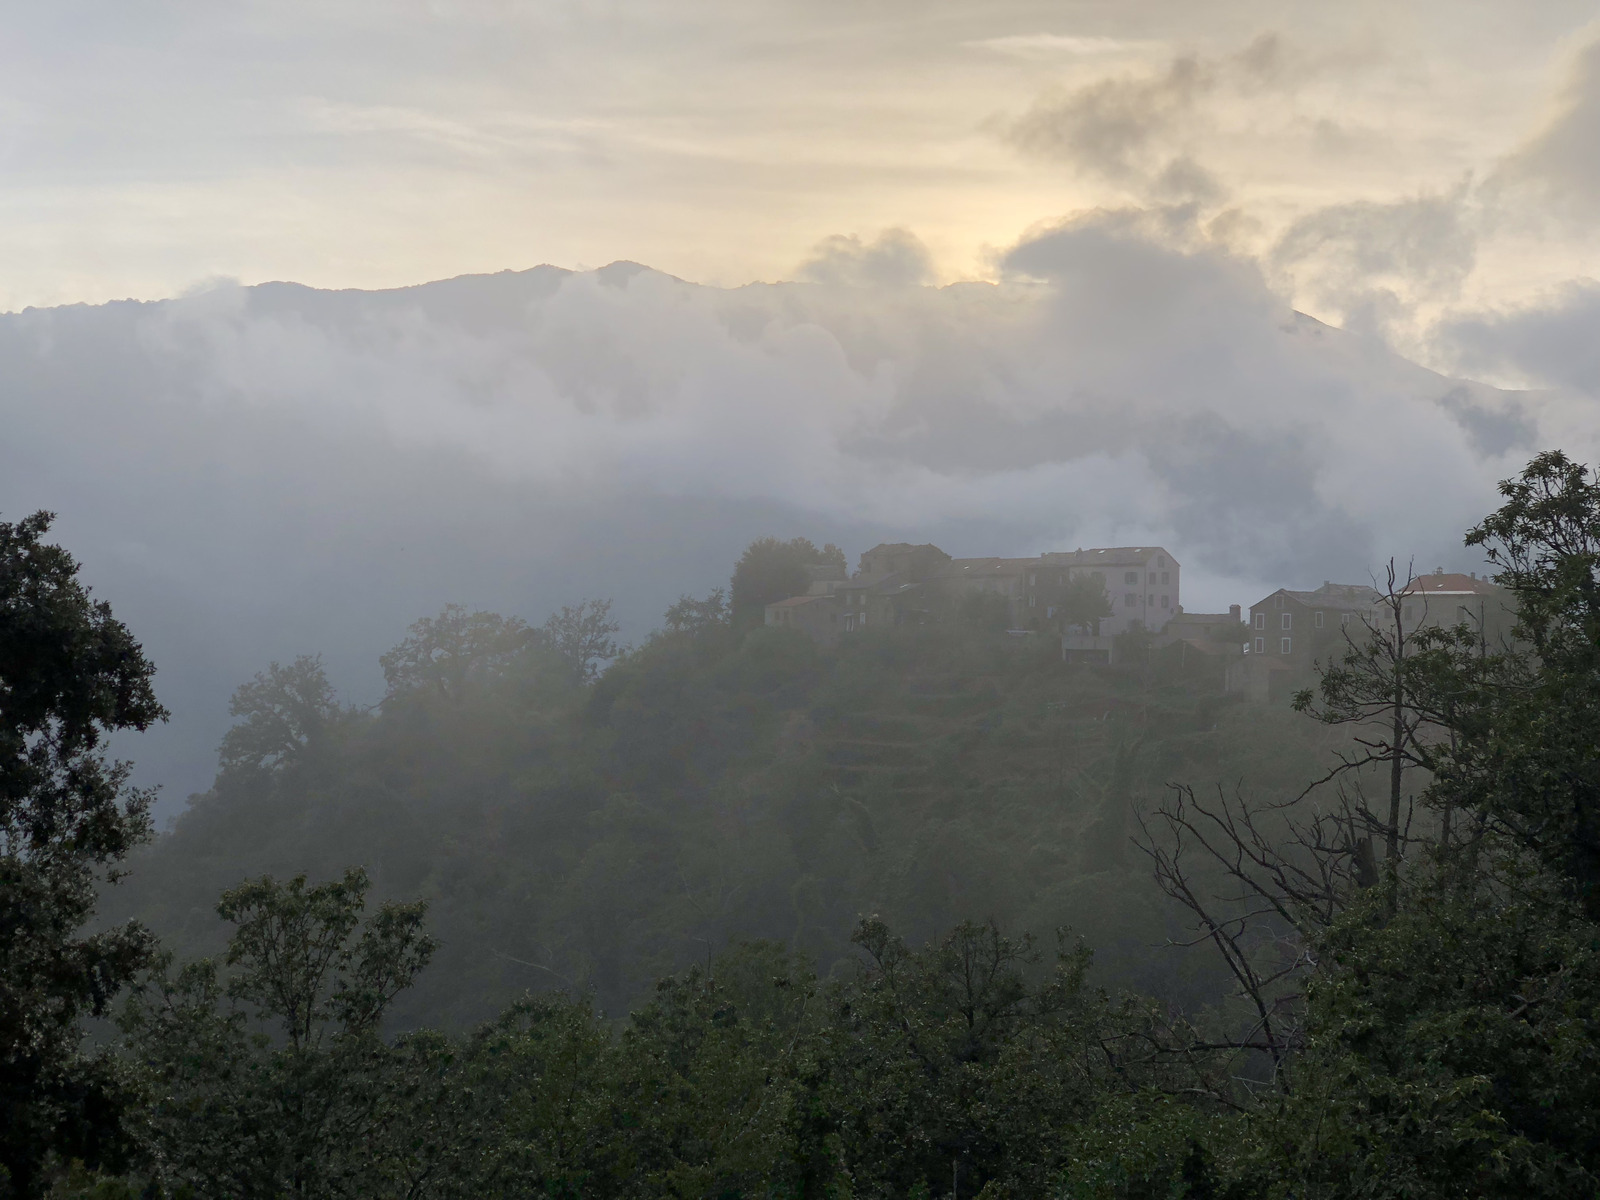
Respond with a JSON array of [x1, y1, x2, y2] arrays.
[[1244, 582, 1381, 667]]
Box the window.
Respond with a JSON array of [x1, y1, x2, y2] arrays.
[[1125, 593, 1137, 607], [1340, 613, 1351, 627], [1314, 611, 1325, 628], [1029, 595, 1036, 607], [1254, 637, 1265, 654], [1254, 613, 1265, 630], [1148, 572, 1156, 584], [1160, 595, 1169, 609], [1160, 571, 1169, 585], [1029, 573, 1037, 586], [1157, 555, 1167, 567], [1281, 612, 1292, 630], [1281, 637, 1292, 654], [1124, 571, 1138, 585]]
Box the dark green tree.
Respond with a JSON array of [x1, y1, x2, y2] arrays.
[[217, 654, 344, 776], [661, 588, 730, 638], [814, 918, 1121, 1198], [1450, 449, 1600, 916], [956, 589, 1012, 631], [541, 598, 622, 685], [1275, 862, 1600, 1200], [1059, 573, 1113, 636], [729, 538, 846, 629], [0, 511, 167, 1200], [122, 868, 436, 1200], [379, 605, 535, 701]]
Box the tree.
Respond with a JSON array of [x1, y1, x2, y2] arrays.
[[662, 589, 730, 638], [122, 868, 436, 1199], [0, 511, 167, 1200], [1447, 449, 1600, 917], [379, 605, 534, 701], [729, 538, 846, 629], [217, 654, 343, 775], [1292, 560, 1449, 884], [956, 589, 1012, 631], [1059, 574, 1113, 637], [815, 918, 1120, 1198], [541, 598, 622, 685], [1136, 451, 1600, 1196], [1274, 864, 1600, 1200]]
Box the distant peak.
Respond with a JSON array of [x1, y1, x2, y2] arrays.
[[593, 260, 684, 289]]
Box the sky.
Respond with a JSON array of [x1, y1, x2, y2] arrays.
[[4, 1, 1600, 810], [3, 2, 1600, 337]]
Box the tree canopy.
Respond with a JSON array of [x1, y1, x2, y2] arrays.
[[729, 537, 846, 628], [0, 510, 166, 1200]]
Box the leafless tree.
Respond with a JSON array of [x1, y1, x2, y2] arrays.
[[1132, 560, 1483, 1090]]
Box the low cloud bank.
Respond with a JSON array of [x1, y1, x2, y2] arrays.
[[0, 220, 1579, 809]]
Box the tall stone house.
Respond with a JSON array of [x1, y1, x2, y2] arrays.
[[1245, 582, 1380, 665], [1233, 571, 1515, 700], [1034, 547, 1180, 638], [1396, 571, 1516, 643]]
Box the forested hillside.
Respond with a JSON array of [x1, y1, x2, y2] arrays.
[[13, 450, 1600, 1197], [106, 596, 1342, 1029]]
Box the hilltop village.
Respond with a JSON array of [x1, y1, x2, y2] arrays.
[[764, 542, 1515, 700]]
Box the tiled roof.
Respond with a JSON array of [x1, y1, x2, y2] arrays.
[[1256, 584, 1381, 612], [862, 542, 944, 555], [937, 557, 1036, 577], [1040, 546, 1175, 566], [1400, 573, 1503, 596]]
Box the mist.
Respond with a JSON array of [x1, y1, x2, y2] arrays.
[[10, 5, 1600, 1194], [1, 215, 1577, 811]]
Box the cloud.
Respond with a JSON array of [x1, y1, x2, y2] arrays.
[[1, 231, 1576, 811], [970, 34, 1160, 60], [1269, 184, 1478, 332], [1438, 279, 1600, 396], [796, 229, 936, 288], [999, 33, 1299, 208], [1004, 53, 1215, 185], [1497, 33, 1600, 219]]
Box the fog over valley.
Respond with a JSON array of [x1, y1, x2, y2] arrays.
[[1, 221, 1581, 807]]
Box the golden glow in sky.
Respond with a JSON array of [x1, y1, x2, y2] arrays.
[[3, 0, 1598, 341]]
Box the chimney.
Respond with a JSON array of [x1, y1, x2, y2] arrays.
[[1229, 604, 1241, 622]]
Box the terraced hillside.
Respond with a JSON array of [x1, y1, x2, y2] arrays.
[[107, 621, 1347, 1028]]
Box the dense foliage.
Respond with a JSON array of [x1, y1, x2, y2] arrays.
[[106, 598, 1336, 1029], [0, 512, 166, 1200], [8, 450, 1600, 1198]]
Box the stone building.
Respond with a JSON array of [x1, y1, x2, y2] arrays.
[[764, 593, 841, 644], [1244, 581, 1381, 667]]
